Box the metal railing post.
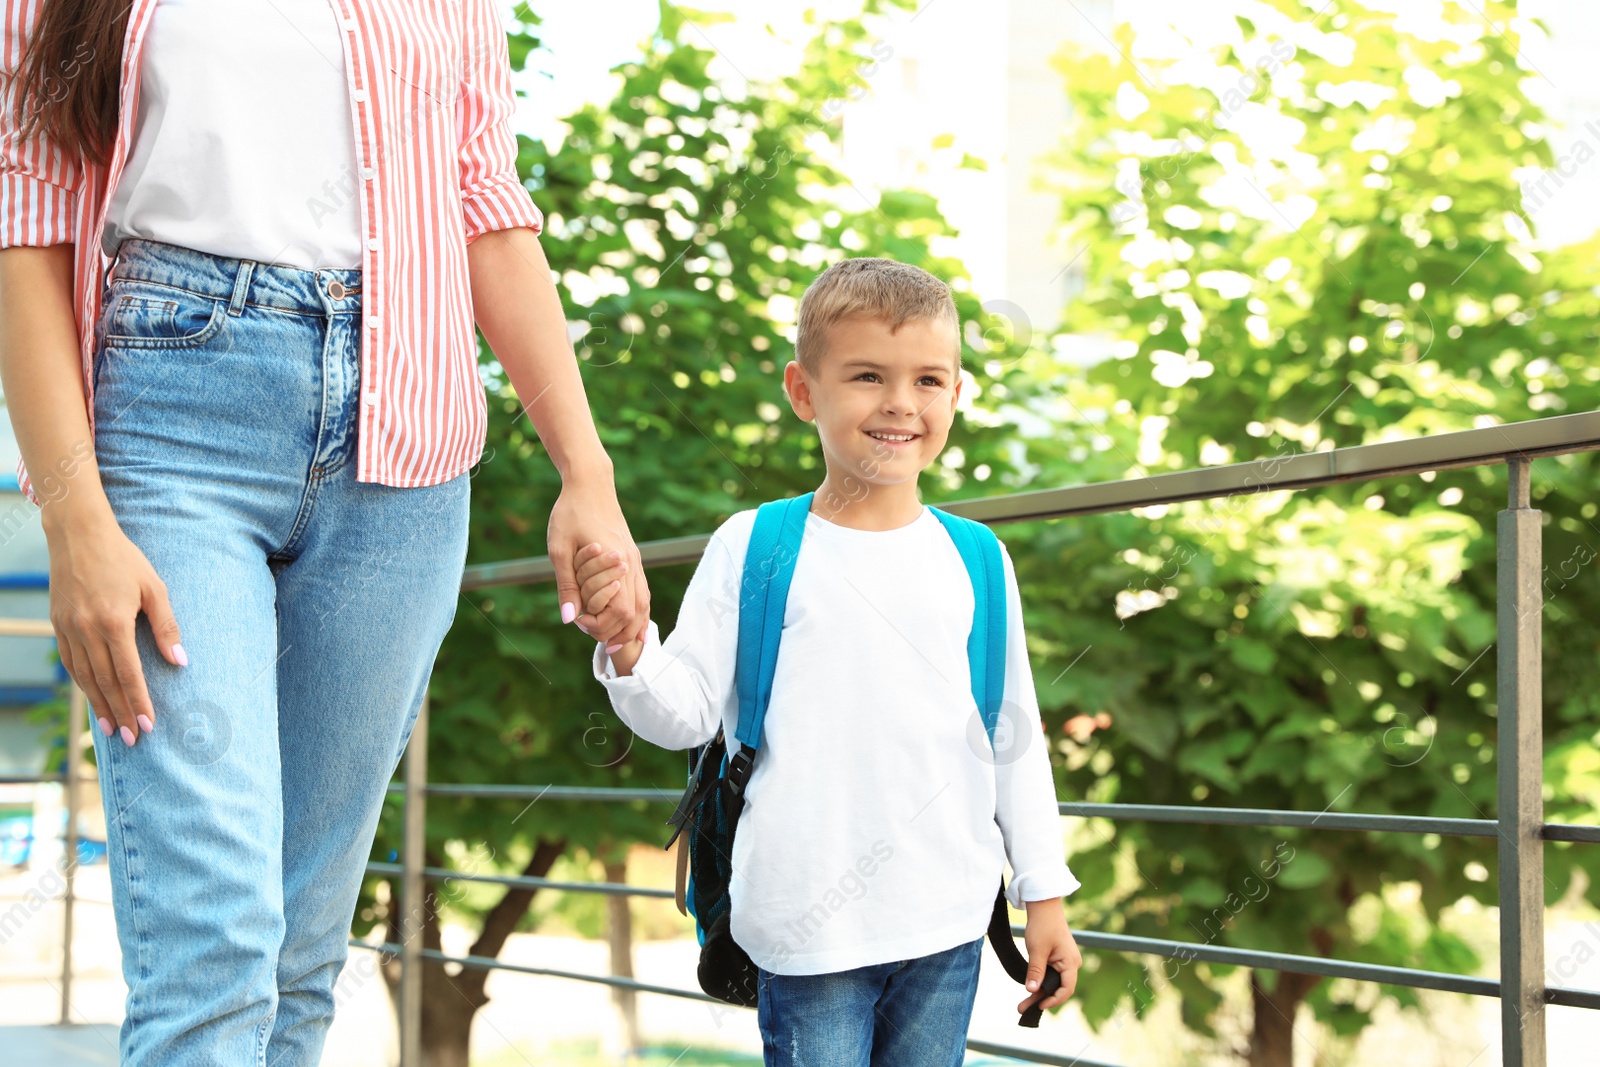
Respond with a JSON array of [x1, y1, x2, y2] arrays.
[[1498, 456, 1545, 1066], [59, 683, 85, 1024], [400, 694, 429, 1067]]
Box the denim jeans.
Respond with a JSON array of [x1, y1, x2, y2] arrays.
[[84, 237, 471, 1066], [757, 935, 985, 1067]]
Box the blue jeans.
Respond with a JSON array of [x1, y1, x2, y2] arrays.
[[757, 935, 985, 1067], [85, 237, 471, 1066]]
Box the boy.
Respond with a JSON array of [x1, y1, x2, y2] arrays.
[[579, 258, 1083, 1065]]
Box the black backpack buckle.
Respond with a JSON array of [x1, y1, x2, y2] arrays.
[[724, 748, 754, 799]]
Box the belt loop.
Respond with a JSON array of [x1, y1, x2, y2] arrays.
[[228, 259, 255, 317]]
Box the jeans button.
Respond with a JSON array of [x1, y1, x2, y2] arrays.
[[328, 280, 346, 300]]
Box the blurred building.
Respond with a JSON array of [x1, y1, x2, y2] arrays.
[[0, 415, 66, 870]]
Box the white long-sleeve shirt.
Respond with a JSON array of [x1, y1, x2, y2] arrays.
[[592, 503, 1081, 976]]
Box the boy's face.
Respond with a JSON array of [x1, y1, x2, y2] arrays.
[[783, 314, 962, 489]]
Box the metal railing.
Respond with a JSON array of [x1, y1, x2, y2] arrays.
[[8, 409, 1598, 1066], [370, 409, 1600, 1067], [0, 617, 87, 1028]]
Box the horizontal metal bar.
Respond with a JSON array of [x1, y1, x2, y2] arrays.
[[353, 939, 727, 1003], [1060, 802, 1498, 838], [956, 409, 1600, 525], [1541, 823, 1600, 844], [382, 783, 679, 803], [377, 784, 1600, 844], [461, 411, 1600, 587], [350, 940, 1115, 1065], [1547, 986, 1600, 1010], [346, 935, 1600, 1021], [364, 861, 674, 899], [464, 533, 711, 591], [0, 775, 66, 785], [963, 1039, 1123, 1067], [1023, 925, 1498, 997], [361, 870, 1531, 1004]]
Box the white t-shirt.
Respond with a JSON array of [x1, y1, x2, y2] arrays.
[[102, 0, 364, 270], [592, 503, 1081, 976]]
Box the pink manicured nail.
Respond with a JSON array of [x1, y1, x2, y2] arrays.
[[120, 726, 135, 747], [606, 643, 623, 655], [172, 643, 189, 666], [96, 717, 113, 737], [137, 714, 154, 733], [561, 602, 576, 624]]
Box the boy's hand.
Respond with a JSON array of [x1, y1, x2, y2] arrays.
[[1018, 898, 1082, 1016], [575, 542, 630, 647], [576, 542, 645, 673]]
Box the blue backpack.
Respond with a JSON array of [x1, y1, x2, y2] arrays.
[[663, 491, 1061, 1025]]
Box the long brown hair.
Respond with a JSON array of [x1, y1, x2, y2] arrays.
[[8, 0, 131, 168]]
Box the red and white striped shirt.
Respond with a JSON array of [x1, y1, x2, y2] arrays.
[[1, 0, 545, 505]]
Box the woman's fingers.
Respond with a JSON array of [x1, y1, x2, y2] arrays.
[[142, 574, 186, 671], [45, 516, 180, 746], [64, 635, 114, 740], [551, 530, 584, 626], [108, 615, 157, 737], [80, 625, 138, 746], [629, 547, 651, 644]]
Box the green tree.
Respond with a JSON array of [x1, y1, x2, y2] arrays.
[[353, 3, 1035, 1063], [1006, 0, 1600, 1063]]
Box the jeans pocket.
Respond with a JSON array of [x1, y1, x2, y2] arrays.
[[102, 279, 228, 351]]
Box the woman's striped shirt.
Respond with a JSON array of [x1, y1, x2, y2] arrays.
[[1, 0, 545, 504]]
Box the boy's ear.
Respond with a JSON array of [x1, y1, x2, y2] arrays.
[[783, 360, 816, 423]]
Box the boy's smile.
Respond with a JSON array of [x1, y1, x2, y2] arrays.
[[784, 315, 962, 527]]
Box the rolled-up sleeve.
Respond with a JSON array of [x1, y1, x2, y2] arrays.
[[455, 0, 543, 244], [0, 0, 83, 249]]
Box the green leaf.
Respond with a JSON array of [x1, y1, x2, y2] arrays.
[[1274, 850, 1333, 889], [1227, 636, 1277, 674]]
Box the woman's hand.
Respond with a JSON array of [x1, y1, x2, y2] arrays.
[[47, 510, 186, 747], [1018, 897, 1082, 1015], [547, 473, 650, 650]]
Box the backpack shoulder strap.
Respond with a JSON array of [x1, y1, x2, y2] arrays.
[[931, 508, 1055, 1028], [928, 506, 1007, 743], [733, 491, 814, 753]]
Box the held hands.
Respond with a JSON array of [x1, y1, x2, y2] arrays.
[[575, 541, 645, 675], [1019, 898, 1083, 1016], [547, 475, 649, 649]]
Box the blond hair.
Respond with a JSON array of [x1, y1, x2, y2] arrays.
[[794, 258, 960, 375]]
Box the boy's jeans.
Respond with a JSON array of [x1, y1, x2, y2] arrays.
[[84, 237, 471, 1066], [756, 935, 985, 1066]]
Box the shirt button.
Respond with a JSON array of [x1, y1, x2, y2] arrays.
[[343, 18, 356, 30], [364, 389, 380, 405], [367, 317, 380, 329], [352, 88, 368, 103], [361, 167, 376, 180], [367, 238, 380, 251]]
